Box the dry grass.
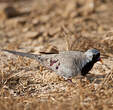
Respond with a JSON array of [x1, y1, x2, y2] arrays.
[[0, 0, 113, 110]]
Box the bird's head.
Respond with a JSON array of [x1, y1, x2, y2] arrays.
[[84, 49, 103, 64]]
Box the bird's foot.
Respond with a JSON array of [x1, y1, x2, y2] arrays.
[[65, 78, 76, 86]]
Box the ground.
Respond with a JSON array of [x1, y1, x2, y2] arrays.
[[0, 0, 113, 110]]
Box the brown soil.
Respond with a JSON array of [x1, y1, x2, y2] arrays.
[[0, 0, 113, 110]]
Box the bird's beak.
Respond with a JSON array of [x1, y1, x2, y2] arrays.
[[98, 58, 103, 64]]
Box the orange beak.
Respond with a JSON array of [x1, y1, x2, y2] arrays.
[[99, 58, 103, 64]]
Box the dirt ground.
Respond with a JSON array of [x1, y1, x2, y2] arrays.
[[0, 0, 113, 110]]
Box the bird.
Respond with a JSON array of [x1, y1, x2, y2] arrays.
[[2, 49, 102, 79]]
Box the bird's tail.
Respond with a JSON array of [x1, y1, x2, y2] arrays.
[[2, 49, 41, 60]]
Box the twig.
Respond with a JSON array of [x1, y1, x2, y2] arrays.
[[62, 25, 71, 51]]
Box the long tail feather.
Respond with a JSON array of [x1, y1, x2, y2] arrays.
[[2, 49, 40, 60]]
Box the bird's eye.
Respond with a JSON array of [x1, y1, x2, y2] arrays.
[[97, 53, 100, 57], [93, 53, 100, 61]]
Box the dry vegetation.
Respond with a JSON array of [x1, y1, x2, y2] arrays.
[[0, 0, 113, 110]]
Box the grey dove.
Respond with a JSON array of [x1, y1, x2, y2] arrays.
[[2, 49, 102, 79]]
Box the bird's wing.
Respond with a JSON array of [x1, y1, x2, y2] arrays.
[[42, 53, 83, 78]]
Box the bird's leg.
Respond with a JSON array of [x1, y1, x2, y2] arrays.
[[67, 78, 72, 83], [63, 77, 75, 86], [67, 78, 76, 86]]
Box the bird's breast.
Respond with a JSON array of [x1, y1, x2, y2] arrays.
[[81, 61, 94, 76]]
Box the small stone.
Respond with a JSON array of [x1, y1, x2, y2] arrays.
[[0, 4, 21, 20]]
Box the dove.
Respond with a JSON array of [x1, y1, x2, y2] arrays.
[[2, 49, 102, 79]]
